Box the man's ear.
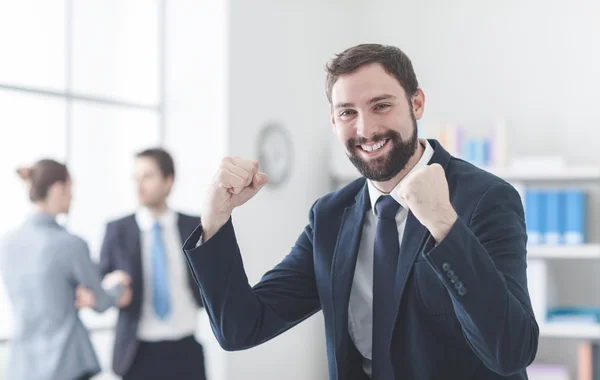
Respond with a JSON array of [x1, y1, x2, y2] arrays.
[[330, 105, 336, 131], [165, 175, 175, 190], [411, 88, 425, 120]]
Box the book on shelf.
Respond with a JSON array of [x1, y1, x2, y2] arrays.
[[524, 187, 587, 246], [547, 308, 600, 324]]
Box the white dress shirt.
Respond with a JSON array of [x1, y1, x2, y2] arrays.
[[348, 139, 435, 377], [135, 207, 199, 341]]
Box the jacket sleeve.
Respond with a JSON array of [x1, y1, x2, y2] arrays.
[[422, 182, 539, 376], [65, 237, 122, 313], [182, 207, 321, 351]]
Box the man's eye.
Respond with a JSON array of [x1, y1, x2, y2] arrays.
[[339, 110, 356, 117], [374, 104, 390, 110]]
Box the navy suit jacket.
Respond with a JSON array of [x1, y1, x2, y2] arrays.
[[99, 212, 204, 376], [183, 139, 539, 379]]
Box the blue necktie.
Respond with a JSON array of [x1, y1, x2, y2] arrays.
[[372, 195, 401, 379], [151, 221, 171, 319]]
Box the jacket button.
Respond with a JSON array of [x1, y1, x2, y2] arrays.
[[450, 274, 458, 284], [446, 269, 455, 278], [442, 262, 451, 272], [454, 281, 463, 290], [458, 287, 467, 296]]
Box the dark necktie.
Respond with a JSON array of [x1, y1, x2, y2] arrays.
[[372, 195, 401, 379]]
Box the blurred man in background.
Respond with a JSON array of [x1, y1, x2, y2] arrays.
[[99, 148, 206, 380]]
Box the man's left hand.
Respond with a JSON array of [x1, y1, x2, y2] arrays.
[[397, 163, 458, 243]]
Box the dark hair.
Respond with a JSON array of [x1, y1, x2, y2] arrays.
[[325, 43, 419, 103], [136, 148, 175, 178], [16, 159, 69, 202]]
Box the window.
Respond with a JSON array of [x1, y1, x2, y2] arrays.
[[0, 0, 164, 345], [71, 0, 160, 105], [0, 0, 66, 91]]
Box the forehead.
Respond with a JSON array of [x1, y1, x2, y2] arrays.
[[135, 157, 160, 173], [331, 63, 407, 105]]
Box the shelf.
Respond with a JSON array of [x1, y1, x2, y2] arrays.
[[484, 166, 600, 181], [540, 323, 600, 339], [330, 166, 600, 184], [528, 245, 600, 259]]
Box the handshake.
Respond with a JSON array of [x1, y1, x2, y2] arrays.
[[75, 270, 133, 309]]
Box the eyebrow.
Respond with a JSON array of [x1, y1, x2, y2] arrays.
[[334, 94, 397, 109]]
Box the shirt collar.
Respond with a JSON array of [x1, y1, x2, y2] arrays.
[[135, 207, 177, 231], [367, 139, 435, 215]]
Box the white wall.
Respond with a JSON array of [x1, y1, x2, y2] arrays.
[[365, 0, 600, 164], [163, 1, 229, 380], [223, 0, 365, 379], [165, 0, 229, 214], [365, 0, 600, 376]]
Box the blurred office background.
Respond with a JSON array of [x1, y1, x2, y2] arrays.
[[1, 0, 600, 379]]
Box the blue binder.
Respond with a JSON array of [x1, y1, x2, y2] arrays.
[[525, 189, 545, 245], [564, 189, 585, 245], [544, 190, 563, 245]]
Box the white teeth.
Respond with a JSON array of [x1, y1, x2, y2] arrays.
[[361, 139, 386, 152]]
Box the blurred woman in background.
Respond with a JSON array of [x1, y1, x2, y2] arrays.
[[0, 159, 132, 380]]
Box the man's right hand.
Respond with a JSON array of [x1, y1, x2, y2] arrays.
[[202, 157, 268, 241], [75, 285, 96, 309]]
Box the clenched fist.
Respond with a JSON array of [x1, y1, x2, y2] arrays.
[[397, 163, 458, 243], [202, 157, 269, 241]]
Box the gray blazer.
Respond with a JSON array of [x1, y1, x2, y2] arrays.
[[0, 212, 122, 380]]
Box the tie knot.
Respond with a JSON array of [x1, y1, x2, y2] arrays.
[[375, 195, 400, 219]]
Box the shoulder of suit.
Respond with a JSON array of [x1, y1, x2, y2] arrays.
[[446, 157, 509, 188], [53, 232, 89, 254], [445, 156, 520, 206], [311, 177, 367, 214], [176, 211, 200, 225], [106, 214, 137, 230]]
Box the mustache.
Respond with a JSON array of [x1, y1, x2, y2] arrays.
[[346, 130, 400, 149]]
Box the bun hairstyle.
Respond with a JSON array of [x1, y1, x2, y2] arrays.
[[15, 159, 69, 202], [16, 167, 32, 181]]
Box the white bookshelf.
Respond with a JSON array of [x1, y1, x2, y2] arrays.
[[540, 323, 600, 339], [528, 245, 600, 259], [330, 165, 600, 184], [484, 166, 600, 181]]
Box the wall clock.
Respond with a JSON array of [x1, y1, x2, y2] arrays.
[[257, 122, 293, 188]]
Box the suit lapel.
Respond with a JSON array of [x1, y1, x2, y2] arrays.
[[330, 182, 369, 374], [389, 211, 429, 334], [389, 139, 454, 338], [126, 216, 144, 311]]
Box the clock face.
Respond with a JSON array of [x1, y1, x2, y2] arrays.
[[257, 123, 292, 187]]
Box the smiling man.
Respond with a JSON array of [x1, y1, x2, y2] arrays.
[[182, 44, 539, 380]]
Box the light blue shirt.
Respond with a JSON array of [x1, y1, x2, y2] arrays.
[[0, 212, 122, 380]]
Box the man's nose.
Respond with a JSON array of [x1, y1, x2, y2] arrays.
[[355, 113, 378, 139]]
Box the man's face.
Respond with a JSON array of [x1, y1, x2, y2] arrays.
[[134, 157, 173, 208], [330, 63, 424, 182]]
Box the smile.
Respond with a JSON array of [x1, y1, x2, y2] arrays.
[[359, 139, 389, 153]]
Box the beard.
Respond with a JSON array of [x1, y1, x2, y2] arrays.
[[346, 111, 419, 182]]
